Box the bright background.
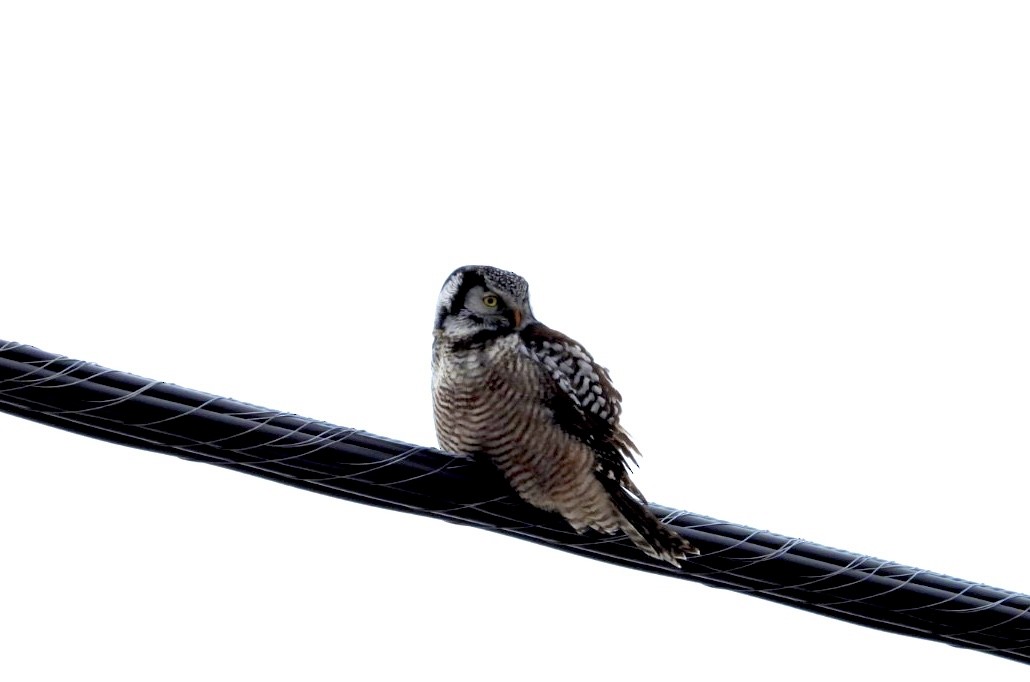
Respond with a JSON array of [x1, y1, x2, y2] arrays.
[[2, 2, 1028, 680]]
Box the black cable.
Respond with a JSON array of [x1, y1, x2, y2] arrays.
[[1, 339, 1027, 665]]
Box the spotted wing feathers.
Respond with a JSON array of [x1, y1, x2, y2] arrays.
[[521, 323, 699, 563], [521, 324, 638, 471]]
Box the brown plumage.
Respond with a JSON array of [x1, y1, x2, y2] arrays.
[[432, 265, 699, 566]]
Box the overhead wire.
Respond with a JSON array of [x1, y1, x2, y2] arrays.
[[1, 338, 1027, 665]]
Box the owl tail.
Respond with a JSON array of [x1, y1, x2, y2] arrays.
[[604, 480, 700, 567]]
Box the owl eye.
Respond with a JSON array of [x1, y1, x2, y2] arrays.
[[482, 293, 499, 308]]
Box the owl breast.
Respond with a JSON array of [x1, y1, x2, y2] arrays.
[[432, 334, 616, 530], [433, 334, 542, 454]]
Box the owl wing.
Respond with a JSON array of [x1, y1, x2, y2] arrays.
[[520, 322, 644, 498]]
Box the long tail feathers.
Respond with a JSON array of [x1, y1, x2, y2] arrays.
[[603, 479, 700, 567]]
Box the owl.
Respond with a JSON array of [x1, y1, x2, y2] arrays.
[[432, 265, 699, 566]]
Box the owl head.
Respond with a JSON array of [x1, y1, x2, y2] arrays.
[[434, 265, 535, 340]]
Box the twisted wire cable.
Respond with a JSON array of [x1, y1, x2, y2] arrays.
[[1, 339, 1027, 666]]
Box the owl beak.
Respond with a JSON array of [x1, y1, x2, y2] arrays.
[[513, 309, 523, 327]]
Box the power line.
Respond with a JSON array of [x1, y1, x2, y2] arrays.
[[1, 339, 1027, 665]]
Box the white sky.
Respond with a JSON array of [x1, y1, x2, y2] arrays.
[[2, 2, 1029, 680]]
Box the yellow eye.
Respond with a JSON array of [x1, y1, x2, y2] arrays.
[[482, 293, 499, 308]]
